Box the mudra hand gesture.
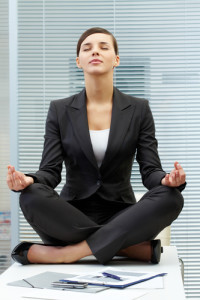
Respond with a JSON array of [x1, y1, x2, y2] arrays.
[[161, 161, 186, 187], [7, 165, 34, 191]]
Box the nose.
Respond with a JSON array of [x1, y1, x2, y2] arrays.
[[92, 47, 100, 56]]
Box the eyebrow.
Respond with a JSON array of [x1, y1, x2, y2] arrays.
[[82, 42, 110, 47]]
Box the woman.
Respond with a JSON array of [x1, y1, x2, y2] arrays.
[[7, 27, 186, 265]]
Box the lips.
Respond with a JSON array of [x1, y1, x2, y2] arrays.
[[90, 59, 102, 64]]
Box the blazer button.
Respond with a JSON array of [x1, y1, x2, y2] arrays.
[[97, 180, 101, 186]]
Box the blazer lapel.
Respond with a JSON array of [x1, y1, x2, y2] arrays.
[[100, 87, 135, 171], [65, 89, 98, 169], [65, 87, 135, 171]]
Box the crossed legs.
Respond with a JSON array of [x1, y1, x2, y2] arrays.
[[19, 183, 184, 264]]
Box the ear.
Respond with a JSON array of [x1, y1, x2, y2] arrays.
[[76, 57, 82, 69], [113, 55, 120, 68]]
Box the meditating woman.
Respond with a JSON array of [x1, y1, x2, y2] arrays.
[[7, 27, 186, 265]]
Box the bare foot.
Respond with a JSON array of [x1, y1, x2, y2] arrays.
[[27, 241, 92, 264], [117, 241, 152, 262]]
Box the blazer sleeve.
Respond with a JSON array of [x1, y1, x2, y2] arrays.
[[27, 101, 64, 188], [136, 100, 166, 190]]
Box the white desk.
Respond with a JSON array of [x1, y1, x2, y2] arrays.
[[0, 246, 185, 300]]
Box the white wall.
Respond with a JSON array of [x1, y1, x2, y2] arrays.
[[0, 0, 11, 274], [0, 1, 10, 210]]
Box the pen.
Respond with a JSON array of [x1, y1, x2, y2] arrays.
[[51, 281, 88, 289], [22, 278, 35, 288], [102, 272, 122, 281]]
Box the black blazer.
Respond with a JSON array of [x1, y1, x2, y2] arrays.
[[29, 87, 167, 204]]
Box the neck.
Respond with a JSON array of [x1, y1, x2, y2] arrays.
[[84, 73, 114, 104]]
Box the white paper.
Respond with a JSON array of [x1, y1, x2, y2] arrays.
[[128, 276, 164, 289], [62, 267, 167, 288]]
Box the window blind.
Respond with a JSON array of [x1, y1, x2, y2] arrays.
[[11, 1, 200, 298]]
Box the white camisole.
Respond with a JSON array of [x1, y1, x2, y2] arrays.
[[89, 128, 110, 167]]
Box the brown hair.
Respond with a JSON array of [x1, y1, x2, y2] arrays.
[[77, 27, 119, 56]]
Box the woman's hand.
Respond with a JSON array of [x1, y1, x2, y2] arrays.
[[161, 161, 186, 188], [7, 165, 34, 191]]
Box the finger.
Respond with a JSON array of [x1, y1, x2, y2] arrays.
[[8, 165, 13, 171], [169, 172, 176, 185], [7, 164, 12, 170], [8, 166, 16, 179], [170, 168, 176, 178], [7, 166, 13, 178], [178, 170, 186, 184], [163, 174, 170, 185], [175, 162, 183, 171], [177, 165, 185, 177], [7, 171, 19, 190], [13, 172, 24, 189], [18, 173, 28, 189], [175, 163, 186, 183], [7, 165, 12, 174], [174, 161, 179, 169], [9, 166, 15, 173], [175, 170, 180, 178], [7, 168, 15, 188], [175, 170, 181, 185], [170, 169, 176, 176], [180, 173, 186, 183], [7, 173, 14, 189]]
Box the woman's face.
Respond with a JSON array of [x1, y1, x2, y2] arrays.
[[76, 33, 120, 76]]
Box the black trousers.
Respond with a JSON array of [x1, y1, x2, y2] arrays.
[[19, 183, 184, 264]]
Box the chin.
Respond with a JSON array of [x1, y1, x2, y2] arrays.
[[86, 69, 112, 76]]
